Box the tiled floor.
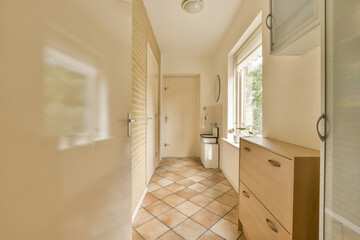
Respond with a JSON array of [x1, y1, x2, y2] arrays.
[[133, 158, 246, 240]]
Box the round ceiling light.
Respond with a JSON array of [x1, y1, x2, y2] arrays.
[[182, 0, 204, 14]]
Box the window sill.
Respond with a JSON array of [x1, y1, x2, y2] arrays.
[[220, 138, 240, 150]]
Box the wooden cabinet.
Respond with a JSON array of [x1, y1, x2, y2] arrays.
[[267, 0, 322, 55], [238, 138, 320, 240]]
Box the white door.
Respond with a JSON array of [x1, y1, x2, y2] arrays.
[[146, 46, 158, 183], [163, 76, 199, 157], [0, 1, 132, 239]]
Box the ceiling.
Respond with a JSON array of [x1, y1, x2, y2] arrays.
[[143, 0, 243, 57]]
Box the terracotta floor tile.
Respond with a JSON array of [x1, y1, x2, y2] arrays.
[[157, 230, 184, 240], [156, 178, 174, 187], [157, 209, 187, 228], [210, 219, 241, 240], [177, 171, 195, 178], [217, 193, 238, 207], [189, 194, 214, 207], [175, 200, 202, 217], [220, 179, 232, 186], [224, 208, 238, 224], [197, 172, 213, 178], [227, 189, 238, 197], [158, 171, 175, 178], [132, 208, 154, 228], [188, 175, 205, 182], [176, 188, 198, 199], [132, 230, 144, 240], [135, 218, 170, 240], [205, 201, 232, 217], [200, 179, 218, 187], [190, 209, 221, 228], [177, 179, 196, 187], [207, 175, 225, 182], [167, 174, 185, 182], [150, 175, 164, 182], [148, 183, 162, 192], [165, 183, 185, 192], [162, 194, 186, 207], [144, 200, 171, 216], [212, 183, 232, 193], [189, 168, 202, 174], [141, 193, 158, 207], [151, 188, 172, 199], [198, 230, 224, 240], [173, 218, 207, 240], [188, 183, 208, 193], [202, 188, 224, 199]]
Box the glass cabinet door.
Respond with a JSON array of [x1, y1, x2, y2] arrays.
[[324, 0, 360, 239], [270, 0, 319, 53]]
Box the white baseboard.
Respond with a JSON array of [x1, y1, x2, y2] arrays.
[[221, 167, 238, 194], [325, 208, 360, 234], [132, 187, 148, 223]]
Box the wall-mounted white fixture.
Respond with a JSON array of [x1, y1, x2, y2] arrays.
[[182, 0, 204, 14]]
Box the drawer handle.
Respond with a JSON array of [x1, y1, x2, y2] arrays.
[[242, 191, 250, 198], [268, 159, 281, 168], [266, 218, 278, 233], [244, 147, 251, 152]]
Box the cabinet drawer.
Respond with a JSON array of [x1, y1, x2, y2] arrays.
[[239, 181, 291, 240], [240, 140, 293, 232]]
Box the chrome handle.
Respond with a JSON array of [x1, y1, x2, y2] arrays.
[[242, 191, 250, 198], [164, 143, 170, 147], [147, 117, 153, 120], [165, 115, 169, 123], [244, 147, 251, 152], [127, 113, 136, 137], [266, 13, 273, 30], [316, 113, 326, 141], [268, 159, 281, 168], [266, 218, 278, 233]]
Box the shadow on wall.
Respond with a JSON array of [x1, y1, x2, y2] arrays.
[[200, 104, 223, 137]]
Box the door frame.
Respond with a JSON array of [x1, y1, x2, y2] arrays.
[[160, 74, 200, 159], [146, 44, 159, 184]]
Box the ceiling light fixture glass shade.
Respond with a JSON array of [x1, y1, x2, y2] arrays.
[[182, 0, 204, 13]]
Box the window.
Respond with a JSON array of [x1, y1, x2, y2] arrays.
[[233, 27, 263, 136]]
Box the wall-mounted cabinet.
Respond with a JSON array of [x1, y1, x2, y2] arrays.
[[267, 0, 321, 55]]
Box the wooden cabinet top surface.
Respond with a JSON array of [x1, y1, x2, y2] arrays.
[[240, 137, 320, 160]]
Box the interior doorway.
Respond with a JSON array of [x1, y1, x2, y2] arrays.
[[162, 75, 200, 158], [146, 45, 158, 184]]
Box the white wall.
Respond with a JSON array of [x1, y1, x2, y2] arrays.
[[214, 0, 321, 150], [0, 1, 132, 239], [162, 55, 217, 107]]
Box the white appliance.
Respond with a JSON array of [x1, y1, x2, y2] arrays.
[[200, 127, 219, 168]]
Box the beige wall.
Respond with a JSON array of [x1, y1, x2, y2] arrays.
[[162, 55, 216, 107], [214, 0, 321, 150], [0, 0, 133, 239], [132, 0, 161, 214]]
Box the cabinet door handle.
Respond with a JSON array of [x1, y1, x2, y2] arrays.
[[266, 13, 273, 30], [242, 191, 250, 198], [244, 147, 251, 152], [316, 113, 326, 141], [268, 159, 281, 168], [266, 218, 278, 233]]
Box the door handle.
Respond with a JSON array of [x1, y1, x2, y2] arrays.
[[147, 117, 153, 120], [164, 143, 170, 147], [266, 13, 273, 30], [127, 113, 136, 137], [244, 147, 251, 152], [242, 191, 250, 198], [316, 113, 326, 141], [266, 218, 278, 233], [268, 159, 281, 168], [165, 115, 169, 123]]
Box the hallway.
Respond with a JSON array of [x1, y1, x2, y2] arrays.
[[132, 158, 245, 240]]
